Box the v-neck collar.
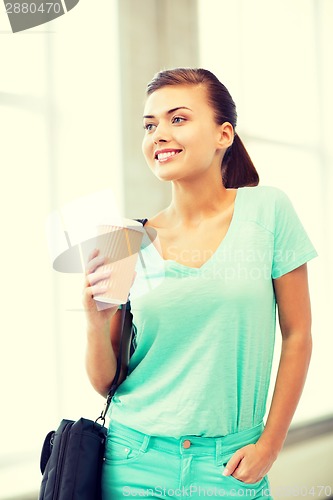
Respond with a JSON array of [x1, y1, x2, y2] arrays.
[[143, 188, 242, 273]]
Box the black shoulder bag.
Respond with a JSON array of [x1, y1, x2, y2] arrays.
[[39, 304, 135, 500]]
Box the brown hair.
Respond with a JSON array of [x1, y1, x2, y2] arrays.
[[146, 68, 259, 188]]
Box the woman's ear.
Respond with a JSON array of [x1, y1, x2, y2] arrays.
[[216, 122, 234, 150]]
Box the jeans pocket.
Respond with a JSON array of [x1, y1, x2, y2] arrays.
[[219, 455, 267, 490], [104, 432, 144, 465], [222, 467, 267, 489]]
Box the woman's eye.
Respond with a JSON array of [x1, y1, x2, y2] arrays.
[[172, 116, 186, 124], [144, 123, 156, 132]]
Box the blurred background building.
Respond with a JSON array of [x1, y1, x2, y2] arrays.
[[0, 0, 332, 498]]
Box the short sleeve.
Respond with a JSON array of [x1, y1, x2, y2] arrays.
[[272, 190, 318, 279]]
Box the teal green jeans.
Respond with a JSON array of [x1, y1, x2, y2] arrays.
[[102, 420, 273, 499]]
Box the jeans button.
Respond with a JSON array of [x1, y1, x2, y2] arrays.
[[183, 439, 191, 449]]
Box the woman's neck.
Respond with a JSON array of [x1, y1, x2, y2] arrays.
[[167, 170, 235, 227]]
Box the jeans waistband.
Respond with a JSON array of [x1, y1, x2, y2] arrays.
[[109, 420, 264, 459]]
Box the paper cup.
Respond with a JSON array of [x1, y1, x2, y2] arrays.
[[87, 219, 145, 306]]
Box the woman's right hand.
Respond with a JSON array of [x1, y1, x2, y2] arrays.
[[82, 248, 118, 331]]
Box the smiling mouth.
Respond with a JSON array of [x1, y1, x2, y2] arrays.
[[155, 150, 182, 162]]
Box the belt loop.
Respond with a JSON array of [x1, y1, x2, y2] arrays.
[[140, 434, 150, 453], [215, 437, 223, 466]]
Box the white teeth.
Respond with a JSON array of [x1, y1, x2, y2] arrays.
[[157, 151, 178, 160]]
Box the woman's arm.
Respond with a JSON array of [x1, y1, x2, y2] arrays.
[[223, 263, 313, 482], [83, 249, 130, 397], [85, 309, 121, 398], [258, 263, 313, 453]]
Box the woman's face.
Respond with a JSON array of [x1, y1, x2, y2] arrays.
[[142, 84, 231, 183]]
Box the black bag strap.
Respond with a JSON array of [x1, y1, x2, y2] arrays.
[[136, 218, 148, 226], [97, 218, 148, 424], [98, 303, 130, 424]]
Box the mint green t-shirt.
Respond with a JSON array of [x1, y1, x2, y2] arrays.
[[109, 186, 317, 438]]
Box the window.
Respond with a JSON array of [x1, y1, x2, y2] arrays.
[[0, 2, 122, 497], [198, 0, 332, 424]]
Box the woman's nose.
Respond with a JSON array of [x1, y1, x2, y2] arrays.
[[152, 123, 169, 143]]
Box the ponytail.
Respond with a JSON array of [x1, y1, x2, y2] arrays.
[[222, 134, 259, 188]]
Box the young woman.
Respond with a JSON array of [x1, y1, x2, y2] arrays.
[[83, 68, 317, 499]]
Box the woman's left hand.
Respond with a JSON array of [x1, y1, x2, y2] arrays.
[[223, 441, 277, 483]]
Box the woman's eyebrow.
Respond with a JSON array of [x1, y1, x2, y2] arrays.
[[143, 106, 193, 119]]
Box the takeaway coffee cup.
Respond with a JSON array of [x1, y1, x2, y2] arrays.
[[87, 219, 145, 307]]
